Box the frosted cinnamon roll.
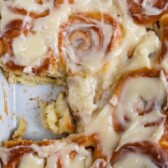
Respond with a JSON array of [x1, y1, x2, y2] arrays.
[[0, 3, 61, 84], [111, 142, 168, 168], [0, 19, 57, 76], [127, 0, 168, 24], [58, 11, 123, 75], [0, 137, 107, 168], [110, 69, 167, 146], [0, 0, 62, 84]]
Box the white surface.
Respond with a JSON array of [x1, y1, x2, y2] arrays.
[[0, 70, 14, 141], [0, 70, 62, 141]]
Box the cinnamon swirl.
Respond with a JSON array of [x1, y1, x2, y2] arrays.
[[58, 11, 123, 75], [127, 0, 168, 24]]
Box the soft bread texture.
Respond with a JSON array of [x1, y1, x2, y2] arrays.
[[2, 70, 65, 85], [40, 92, 75, 134]]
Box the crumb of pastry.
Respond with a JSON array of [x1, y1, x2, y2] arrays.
[[12, 117, 27, 140]]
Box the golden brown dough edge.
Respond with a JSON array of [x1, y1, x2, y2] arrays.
[[0, 65, 66, 86]]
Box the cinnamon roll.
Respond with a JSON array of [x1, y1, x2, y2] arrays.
[[58, 11, 123, 75], [0, 19, 57, 74], [0, 0, 60, 84], [110, 69, 167, 145], [108, 69, 168, 168], [0, 137, 107, 168]]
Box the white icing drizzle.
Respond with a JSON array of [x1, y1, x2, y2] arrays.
[[31, 141, 92, 168], [12, 0, 51, 13], [33, 5, 72, 55], [12, 33, 48, 66], [113, 152, 157, 168], [85, 105, 119, 157], [127, 31, 161, 70], [18, 153, 44, 168], [0, 147, 8, 165], [141, 0, 168, 16]]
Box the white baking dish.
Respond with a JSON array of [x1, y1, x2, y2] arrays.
[[0, 70, 61, 142]]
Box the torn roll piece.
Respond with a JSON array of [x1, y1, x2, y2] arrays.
[[40, 92, 75, 135], [12, 117, 27, 140]]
